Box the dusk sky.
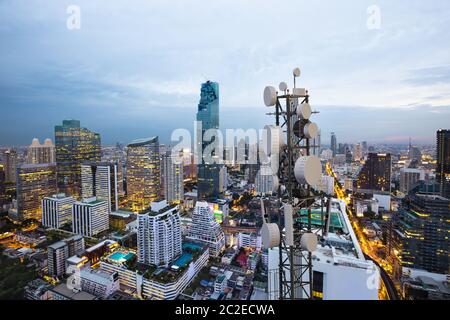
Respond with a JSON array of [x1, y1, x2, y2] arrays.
[[1, 0, 450, 146]]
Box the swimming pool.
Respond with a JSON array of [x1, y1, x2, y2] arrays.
[[109, 251, 135, 263], [182, 242, 203, 251], [172, 252, 193, 268]]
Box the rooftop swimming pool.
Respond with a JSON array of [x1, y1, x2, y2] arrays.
[[172, 252, 193, 268], [182, 242, 203, 251], [108, 251, 135, 263]]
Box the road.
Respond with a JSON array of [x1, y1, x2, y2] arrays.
[[364, 253, 400, 300]]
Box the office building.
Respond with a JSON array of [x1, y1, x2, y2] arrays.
[[436, 129, 450, 199], [16, 163, 58, 221], [137, 200, 182, 266], [4, 149, 17, 182], [72, 197, 109, 237], [399, 168, 425, 194], [27, 138, 55, 164], [196, 81, 222, 200], [355, 153, 391, 193], [42, 193, 76, 229], [162, 152, 184, 204], [394, 193, 449, 274], [126, 137, 160, 212], [330, 132, 337, 157], [81, 162, 119, 212], [55, 120, 101, 198], [187, 201, 225, 257]]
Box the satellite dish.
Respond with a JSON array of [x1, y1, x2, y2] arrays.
[[294, 155, 322, 185], [261, 223, 280, 249], [297, 103, 312, 119], [300, 233, 318, 252], [279, 82, 288, 92], [304, 122, 319, 139], [264, 86, 277, 107], [293, 67, 301, 77]]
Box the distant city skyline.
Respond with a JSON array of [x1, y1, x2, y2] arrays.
[[1, 1, 450, 145]]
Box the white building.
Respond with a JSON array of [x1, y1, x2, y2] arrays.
[[81, 162, 119, 213], [137, 200, 182, 266], [187, 201, 225, 257], [27, 138, 55, 164], [162, 153, 184, 204], [42, 194, 75, 229], [255, 165, 276, 195], [100, 245, 209, 300], [79, 269, 120, 298], [47, 235, 85, 277], [72, 197, 109, 237], [237, 232, 262, 251], [268, 199, 380, 300], [219, 166, 228, 192]]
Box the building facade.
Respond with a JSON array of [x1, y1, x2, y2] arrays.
[[355, 153, 391, 193], [187, 201, 225, 257], [55, 120, 101, 199], [81, 162, 119, 212], [42, 193, 76, 229], [126, 137, 160, 212], [72, 197, 109, 237], [27, 138, 55, 164], [162, 152, 184, 204], [436, 129, 450, 199], [137, 200, 182, 266], [16, 163, 58, 221], [196, 81, 222, 200]]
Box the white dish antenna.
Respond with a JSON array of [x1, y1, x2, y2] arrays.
[[293, 67, 301, 77], [297, 103, 312, 119], [303, 122, 319, 139], [300, 233, 318, 252], [261, 223, 280, 249], [294, 155, 322, 185], [279, 82, 288, 92], [264, 86, 277, 107]]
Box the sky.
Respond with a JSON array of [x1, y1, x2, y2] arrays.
[[0, 0, 450, 146]]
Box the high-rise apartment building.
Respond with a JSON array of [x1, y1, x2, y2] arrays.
[[4, 149, 17, 183], [255, 165, 276, 195], [55, 120, 101, 199], [72, 197, 109, 237], [436, 129, 450, 199], [42, 193, 76, 229], [162, 152, 184, 204], [355, 153, 391, 193], [394, 193, 449, 274], [137, 200, 182, 266], [81, 162, 119, 212], [187, 201, 225, 257], [27, 138, 55, 164], [126, 137, 160, 212], [196, 81, 221, 200], [16, 163, 58, 221]]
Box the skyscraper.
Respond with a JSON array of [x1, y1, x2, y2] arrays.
[[394, 193, 449, 274], [330, 132, 337, 157], [47, 235, 85, 277], [27, 138, 55, 164], [355, 153, 391, 193], [42, 193, 76, 229], [162, 152, 184, 204], [55, 120, 101, 199], [399, 168, 424, 194], [436, 129, 450, 199], [16, 163, 58, 221], [81, 162, 119, 212], [137, 200, 182, 266], [126, 137, 160, 212], [196, 81, 221, 200], [72, 197, 109, 237], [4, 149, 17, 183], [187, 201, 225, 257]]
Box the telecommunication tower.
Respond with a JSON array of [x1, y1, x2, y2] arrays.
[[260, 67, 329, 300]]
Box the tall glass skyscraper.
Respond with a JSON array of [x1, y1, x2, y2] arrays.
[[54, 120, 101, 199], [196, 81, 221, 200], [436, 129, 450, 199], [126, 137, 160, 212]]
